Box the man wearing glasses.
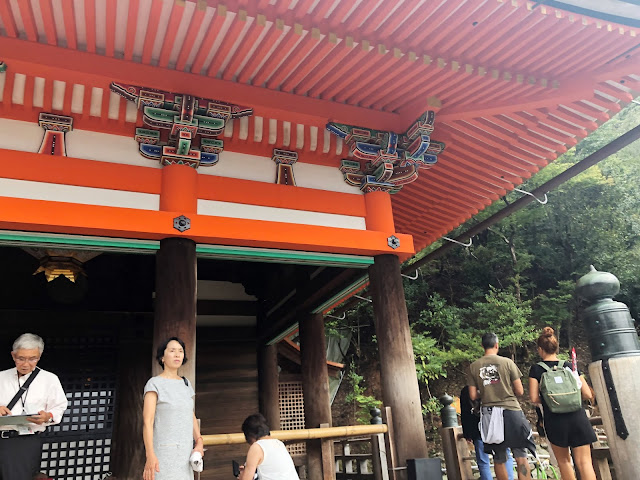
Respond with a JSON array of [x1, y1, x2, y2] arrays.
[[0, 333, 68, 480]]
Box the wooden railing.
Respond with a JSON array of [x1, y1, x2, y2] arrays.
[[202, 423, 390, 480]]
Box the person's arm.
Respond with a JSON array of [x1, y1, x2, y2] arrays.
[[143, 391, 160, 480], [192, 413, 204, 456], [28, 375, 68, 425], [238, 442, 264, 480], [580, 375, 593, 401], [512, 378, 524, 396], [45, 376, 69, 424], [529, 377, 541, 404], [468, 385, 478, 401]]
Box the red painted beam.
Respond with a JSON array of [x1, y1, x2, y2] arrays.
[[0, 0, 17, 37], [123, 0, 139, 61], [190, 5, 228, 75], [251, 24, 304, 87], [279, 33, 337, 93], [39, 0, 58, 46], [221, 18, 266, 81], [266, 28, 321, 90], [235, 20, 285, 84], [175, 5, 206, 72], [157, 2, 186, 68], [84, 0, 96, 53], [293, 37, 354, 95], [207, 10, 249, 77], [141, 0, 163, 64], [17, 0, 38, 41]]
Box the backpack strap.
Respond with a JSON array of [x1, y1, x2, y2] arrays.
[[182, 376, 188, 386], [537, 361, 552, 372], [557, 361, 564, 370]]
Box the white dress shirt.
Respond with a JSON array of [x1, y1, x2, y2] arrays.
[[0, 367, 68, 434]]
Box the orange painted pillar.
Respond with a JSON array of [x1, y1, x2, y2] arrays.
[[364, 190, 395, 232], [159, 164, 198, 213]]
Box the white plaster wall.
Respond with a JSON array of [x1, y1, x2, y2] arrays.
[[0, 178, 160, 210], [197, 199, 366, 229]]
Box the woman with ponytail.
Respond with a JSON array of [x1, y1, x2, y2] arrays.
[[528, 327, 596, 480]]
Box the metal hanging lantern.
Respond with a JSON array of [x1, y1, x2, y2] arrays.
[[576, 265, 640, 362]]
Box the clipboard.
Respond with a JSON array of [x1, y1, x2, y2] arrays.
[[0, 414, 38, 426]]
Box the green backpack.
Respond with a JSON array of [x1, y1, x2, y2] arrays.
[[538, 361, 582, 414]]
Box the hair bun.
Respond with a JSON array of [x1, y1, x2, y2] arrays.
[[542, 326, 555, 337]]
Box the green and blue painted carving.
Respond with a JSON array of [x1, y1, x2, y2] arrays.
[[327, 110, 445, 192], [111, 82, 252, 168]]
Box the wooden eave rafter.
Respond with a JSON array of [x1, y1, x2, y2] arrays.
[[0, 0, 638, 254]]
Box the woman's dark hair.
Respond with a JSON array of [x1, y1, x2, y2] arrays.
[[156, 337, 188, 368], [537, 327, 559, 355], [241, 413, 270, 442]]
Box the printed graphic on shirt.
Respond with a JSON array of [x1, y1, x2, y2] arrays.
[[479, 364, 500, 386]]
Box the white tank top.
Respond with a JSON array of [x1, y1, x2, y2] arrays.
[[256, 439, 300, 480]]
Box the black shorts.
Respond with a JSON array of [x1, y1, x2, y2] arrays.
[[544, 408, 597, 448]]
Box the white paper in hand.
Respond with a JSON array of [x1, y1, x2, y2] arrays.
[[190, 451, 203, 473]]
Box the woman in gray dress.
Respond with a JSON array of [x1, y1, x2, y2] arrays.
[[143, 337, 204, 480]]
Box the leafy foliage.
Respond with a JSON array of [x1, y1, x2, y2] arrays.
[[344, 366, 382, 424]]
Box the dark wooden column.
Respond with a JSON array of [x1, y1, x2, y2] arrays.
[[153, 237, 197, 385], [111, 314, 152, 480], [258, 344, 280, 429], [369, 254, 428, 470], [300, 312, 334, 480]]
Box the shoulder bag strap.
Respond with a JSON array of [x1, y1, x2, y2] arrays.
[[6, 367, 41, 410]]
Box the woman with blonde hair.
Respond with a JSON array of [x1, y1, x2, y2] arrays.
[[528, 327, 596, 480]]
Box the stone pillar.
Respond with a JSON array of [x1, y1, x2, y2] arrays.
[[300, 312, 334, 480], [369, 254, 428, 473], [153, 237, 197, 385], [258, 344, 280, 430], [577, 266, 640, 479]]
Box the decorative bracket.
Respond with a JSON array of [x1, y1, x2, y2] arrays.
[[111, 82, 252, 168], [38, 113, 73, 156], [327, 110, 445, 193], [272, 149, 298, 186]]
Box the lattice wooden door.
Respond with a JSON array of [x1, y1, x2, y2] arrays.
[[40, 336, 117, 480]]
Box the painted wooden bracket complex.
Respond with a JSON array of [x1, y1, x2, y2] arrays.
[[38, 113, 73, 156], [110, 82, 253, 168], [272, 148, 298, 186], [327, 110, 445, 193]]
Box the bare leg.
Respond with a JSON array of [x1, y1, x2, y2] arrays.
[[495, 462, 510, 480], [515, 457, 531, 480], [549, 443, 576, 480], [571, 445, 596, 480]]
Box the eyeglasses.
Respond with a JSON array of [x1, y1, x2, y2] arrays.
[[15, 357, 40, 364]]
